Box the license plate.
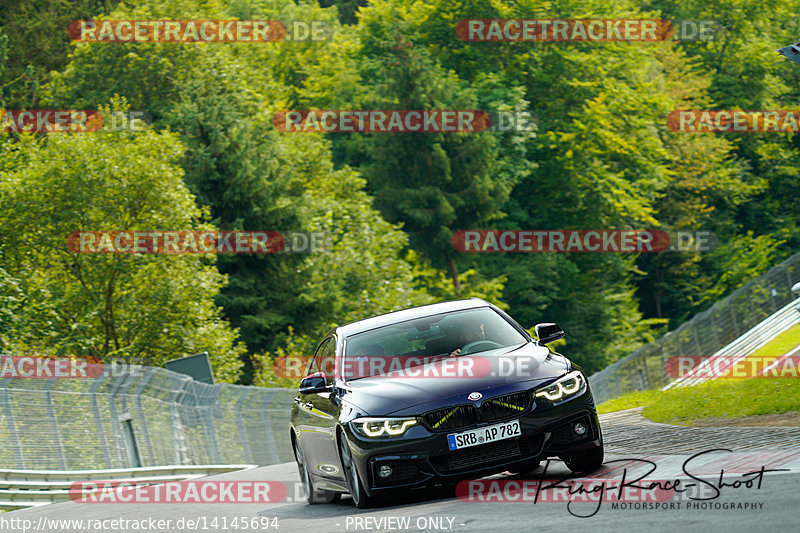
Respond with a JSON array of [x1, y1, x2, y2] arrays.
[[447, 419, 521, 451]]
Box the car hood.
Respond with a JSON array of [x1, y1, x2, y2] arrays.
[[340, 342, 572, 416]]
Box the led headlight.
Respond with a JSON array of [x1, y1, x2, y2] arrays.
[[533, 371, 586, 402], [352, 417, 418, 438]]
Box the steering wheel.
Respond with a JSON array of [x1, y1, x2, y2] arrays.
[[460, 340, 503, 354]]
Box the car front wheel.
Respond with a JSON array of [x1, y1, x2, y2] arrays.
[[294, 438, 340, 504], [339, 436, 378, 509], [560, 442, 604, 473]]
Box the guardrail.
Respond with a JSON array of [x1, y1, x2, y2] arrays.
[[588, 252, 800, 403], [0, 365, 297, 470], [0, 465, 255, 509], [664, 298, 800, 388]]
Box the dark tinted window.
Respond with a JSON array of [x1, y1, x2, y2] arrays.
[[308, 337, 336, 381], [343, 307, 526, 379]]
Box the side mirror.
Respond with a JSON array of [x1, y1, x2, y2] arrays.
[[778, 42, 800, 66], [534, 323, 564, 345], [299, 371, 330, 394]]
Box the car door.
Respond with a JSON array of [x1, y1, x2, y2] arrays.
[[295, 336, 341, 478]]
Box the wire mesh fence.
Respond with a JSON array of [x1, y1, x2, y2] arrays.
[[5, 253, 800, 469], [0, 366, 297, 470], [588, 252, 800, 404]]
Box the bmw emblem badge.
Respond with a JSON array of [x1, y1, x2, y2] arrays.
[[468, 392, 482, 401]]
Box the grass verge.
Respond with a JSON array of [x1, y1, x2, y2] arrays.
[[744, 323, 800, 360], [597, 379, 800, 425], [596, 325, 800, 425]]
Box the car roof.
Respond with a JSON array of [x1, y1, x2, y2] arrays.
[[335, 298, 493, 337]]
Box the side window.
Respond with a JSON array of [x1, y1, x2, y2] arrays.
[[307, 337, 336, 381], [318, 337, 336, 381]]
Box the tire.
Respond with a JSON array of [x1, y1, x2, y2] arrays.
[[294, 438, 340, 504], [560, 443, 604, 473], [338, 436, 378, 509]]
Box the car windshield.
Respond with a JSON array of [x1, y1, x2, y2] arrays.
[[342, 307, 527, 380]]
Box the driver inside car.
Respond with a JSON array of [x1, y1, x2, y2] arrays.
[[449, 322, 486, 357]]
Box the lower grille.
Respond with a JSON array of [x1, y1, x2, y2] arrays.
[[430, 433, 545, 473], [434, 438, 522, 472]]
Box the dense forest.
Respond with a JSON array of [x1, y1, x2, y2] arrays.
[[1, 0, 798, 384]]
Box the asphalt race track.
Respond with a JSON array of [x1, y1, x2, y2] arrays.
[[8, 408, 800, 533]]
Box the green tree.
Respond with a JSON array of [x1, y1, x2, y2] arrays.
[[39, 0, 435, 382], [0, 106, 244, 381], [0, 0, 121, 108], [340, 2, 532, 292], [636, 0, 799, 322], [318, 0, 368, 25]]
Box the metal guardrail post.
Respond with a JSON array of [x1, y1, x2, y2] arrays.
[[747, 289, 757, 317], [119, 412, 142, 468], [729, 304, 740, 338], [692, 329, 702, 358], [132, 367, 155, 465], [169, 375, 191, 466], [107, 373, 130, 468], [197, 385, 222, 464], [676, 331, 686, 359], [89, 373, 112, 468], [710, 312, 721, 346], [235, 389, 253, 464], [204, 417, 222, 464], [43, 379, 67, 469], [260, 389, 279, 464], [0, 380, 25, 468]]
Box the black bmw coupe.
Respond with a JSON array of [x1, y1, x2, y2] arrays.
[[290, 299, 603, 507]]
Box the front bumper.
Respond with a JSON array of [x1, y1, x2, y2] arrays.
[[343, 388, 601, 495]]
